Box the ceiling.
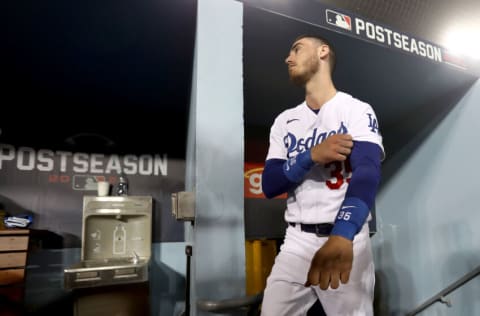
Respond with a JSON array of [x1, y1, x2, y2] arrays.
[[1, 0, 196, 158]]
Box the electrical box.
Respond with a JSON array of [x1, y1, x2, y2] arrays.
[[171, 191, 195, 221]]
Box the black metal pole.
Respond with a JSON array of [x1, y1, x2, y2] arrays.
[[185, 245, 193, 316]]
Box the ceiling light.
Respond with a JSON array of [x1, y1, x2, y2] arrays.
[[443, 26, 480, 60]]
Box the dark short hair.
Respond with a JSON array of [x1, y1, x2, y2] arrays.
[[294, 34, 336, 74]]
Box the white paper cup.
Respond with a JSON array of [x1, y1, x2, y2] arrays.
[[97, 181, 110, 196]]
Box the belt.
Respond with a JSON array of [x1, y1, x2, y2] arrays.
[[289, 222, 334, 237]]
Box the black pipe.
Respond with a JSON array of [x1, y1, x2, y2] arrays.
[[185, 245, 193, 316]]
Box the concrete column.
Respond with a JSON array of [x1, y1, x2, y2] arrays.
[[186, 0, 245, 314]]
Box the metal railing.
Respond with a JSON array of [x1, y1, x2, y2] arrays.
[[407, 265, 480, 316]]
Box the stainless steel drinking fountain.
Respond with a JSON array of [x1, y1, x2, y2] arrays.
[[64, 196, 152, 289]]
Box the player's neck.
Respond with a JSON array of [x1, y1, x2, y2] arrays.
[[304, 76, 337, 110]]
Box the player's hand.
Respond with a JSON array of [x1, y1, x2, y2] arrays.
[[310, 134, 353, 164], [304, 235, 353, 290]]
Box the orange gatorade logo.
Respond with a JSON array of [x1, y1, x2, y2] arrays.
[[244, 163, 286, 199]]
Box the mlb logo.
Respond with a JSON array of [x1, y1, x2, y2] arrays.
[[325, 9, 352, 31]]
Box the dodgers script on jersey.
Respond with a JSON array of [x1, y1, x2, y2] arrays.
[[266, 91, 384, 224]]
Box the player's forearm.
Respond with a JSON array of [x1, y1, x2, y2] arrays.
[[331, 142, 382, 240], [261, 158, 298, 199], [344, 160, 381, 209]]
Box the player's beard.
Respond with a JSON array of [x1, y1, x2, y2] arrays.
[[288, 55, 320, 87]]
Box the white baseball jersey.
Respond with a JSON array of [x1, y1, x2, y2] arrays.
[[266, 91, 384, 224]]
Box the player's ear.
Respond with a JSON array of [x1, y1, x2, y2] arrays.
[[317, 44, 330, 60]]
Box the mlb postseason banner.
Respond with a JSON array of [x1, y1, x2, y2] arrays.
[[0, 143, 186, 243], [241, 0, 469, 71]]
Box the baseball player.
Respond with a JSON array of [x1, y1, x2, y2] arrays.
[[260, 35, 384, 316]]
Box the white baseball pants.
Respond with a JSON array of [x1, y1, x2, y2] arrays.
[[261, 224, 374, 316]]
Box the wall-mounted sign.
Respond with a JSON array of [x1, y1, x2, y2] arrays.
[[0, 143, 184, 244], [242, 0, 468, 70]]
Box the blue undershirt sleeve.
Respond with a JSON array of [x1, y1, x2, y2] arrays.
[[345, 141, 382, 208], [261, 159, 297, 199], [262, 149, 315, 199], [331, 141, 382, 240]]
